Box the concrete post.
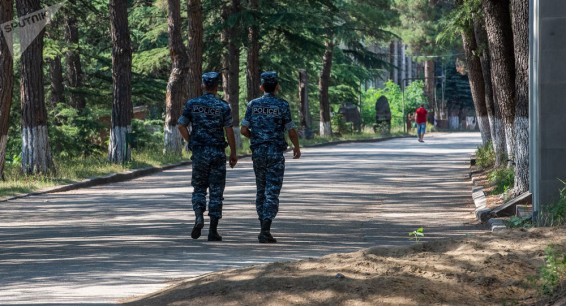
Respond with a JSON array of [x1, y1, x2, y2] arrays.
[[530, 0, 566, 218]]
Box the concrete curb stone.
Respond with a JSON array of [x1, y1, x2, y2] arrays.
[[469, 156, 507, 231]]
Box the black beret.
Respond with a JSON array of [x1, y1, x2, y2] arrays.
[[260, 71, 278, 86], [202, 72, 220, 86]]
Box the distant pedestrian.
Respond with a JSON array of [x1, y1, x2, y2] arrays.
[[415, 104, 428, 143], [177, 72, 238, 241], [241, 71, 301, 243]]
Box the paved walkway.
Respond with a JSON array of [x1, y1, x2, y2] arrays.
[[0, 132, 484, 305]]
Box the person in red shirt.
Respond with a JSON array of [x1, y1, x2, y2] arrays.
[[415, 104, 428, 142]]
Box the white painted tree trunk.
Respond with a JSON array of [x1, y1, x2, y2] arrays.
[[513, 115, 529, 194], [164, 124, 183, 155], [232, 126, 242, 149], [320, 121, 331, 136], [504, 121, 515, 167], [108, 126, 131, 164], [21, 126, 53, 174], [493, 114, 507, 167], [477, 115, 491, 145], [0, 136, 7, 180]]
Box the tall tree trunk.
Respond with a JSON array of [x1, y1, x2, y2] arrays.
[[474, 17, 506, 167], [65, 0, 85, 110], [187, 0, 203, 99], [319, 39, 334, 137], [246, 0, 260, 102], [49, 56, 64, 105], [424, 60, 435, 111], [0, 0, 13, 180], [511, 0, 529, 195], [17, 0, 54, 175], [164, 0, 189, 155], [461, 26, 491, 145], [482, 0, 516, 166], [108, 0, 133, 164], [299, 69, 313, 139], [221, 0, 242, 148]]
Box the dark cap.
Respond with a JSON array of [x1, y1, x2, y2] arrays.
[[202, 72, 220, 86], [260, 71, 278, 86]]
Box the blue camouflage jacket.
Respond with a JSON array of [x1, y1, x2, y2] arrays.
[[178, 93, 232, 149], [241, 93, 295, 151]]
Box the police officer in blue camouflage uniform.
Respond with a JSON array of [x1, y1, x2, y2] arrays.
[[241, 71, 301, 243], [178, 72, 238, 241]]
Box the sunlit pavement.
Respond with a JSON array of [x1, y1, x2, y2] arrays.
[[0, 132, 485, 305]]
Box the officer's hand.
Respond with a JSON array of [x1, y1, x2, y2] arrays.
[[293, 147, 301, 159], [229, 152, 238, 168]]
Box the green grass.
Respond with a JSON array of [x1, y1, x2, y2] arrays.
[[0, 147, 190, 198], [535, 245, 566, 297], [1, 130, 405, 199], [487, 167, 515, 195], [537, 181, 566, 227], [475, 142, 495, 169]]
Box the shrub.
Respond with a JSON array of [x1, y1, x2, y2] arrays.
[[48, 104, 107, 158], [476, 142, 495, 169], [488, 167, 514, 195], [130, 118, 164, 149], [537, 245, 566, 296], [538, 181, 566, 227]]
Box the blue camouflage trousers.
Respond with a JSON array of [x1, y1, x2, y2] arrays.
[[252, 145, 286, 221], [191, 146, 226, 219]]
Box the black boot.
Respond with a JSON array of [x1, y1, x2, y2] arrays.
[[208, 217, 222, 241], [191, 211, 204, 239], [258, 219, 277, 243]]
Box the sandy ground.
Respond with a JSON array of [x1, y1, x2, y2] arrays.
[[123, 227, 566, 306]]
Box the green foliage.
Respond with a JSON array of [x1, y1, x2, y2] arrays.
[[331, 113, 352, 135], [404, 80, 428, 113], [48, 104, 107, 158], [360, 80, 426, 128], [538, 181, 566, 227], [436, 0, 481, 47], [505, 216, 532, 229], [488, 167, 515, 195], [130, 119, 164, 150], [408, 227, 424, 242], [0, 147, 190, 198], [536, 245, 566, 296], [393, 0, 456, 58], [475, 142, 495, 169]]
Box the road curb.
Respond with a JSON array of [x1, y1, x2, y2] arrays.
[[0, 161, 193, 203], [1, 136, 406, 203], [469, 157, 508, 232]]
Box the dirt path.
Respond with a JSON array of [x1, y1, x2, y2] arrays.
[[0, 132, 485, 304]]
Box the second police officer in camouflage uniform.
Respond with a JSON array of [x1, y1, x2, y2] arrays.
[[177, 72, 238, 242], [241, 71, 301, 243]]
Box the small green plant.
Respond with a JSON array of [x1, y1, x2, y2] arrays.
[[537, 245, 566, 296], [488, 167, 515, 195], [505, 216, 533, 228], [331, 113, 352, 135], [475, 142, 495, 169], [408, 227, 424, 242], [537, 180, 566, 226]]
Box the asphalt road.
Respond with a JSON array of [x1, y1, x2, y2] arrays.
[[0, 132, 485, 305]]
